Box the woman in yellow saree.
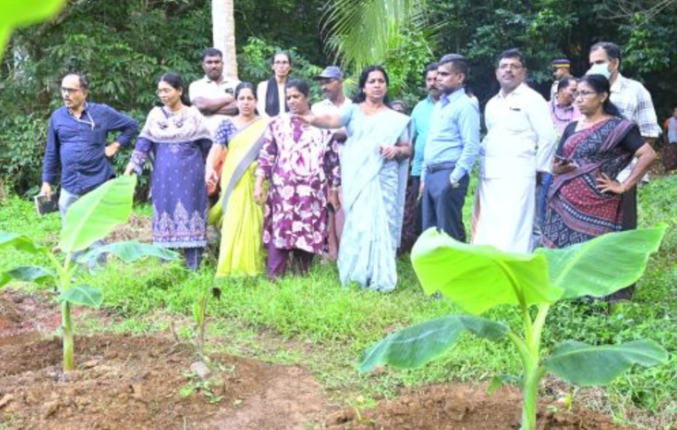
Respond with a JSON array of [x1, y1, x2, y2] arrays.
[[206, 82, 268, 277]]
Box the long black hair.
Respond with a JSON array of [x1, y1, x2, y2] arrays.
[[578, 74, 622, 117], [159, 72, 190, 106], [354, 65, 390, 104]]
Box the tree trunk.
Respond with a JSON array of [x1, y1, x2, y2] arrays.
[[212, 0, 238, 80]]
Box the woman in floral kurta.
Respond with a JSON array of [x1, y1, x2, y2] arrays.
[[254, 79, 340, 279]]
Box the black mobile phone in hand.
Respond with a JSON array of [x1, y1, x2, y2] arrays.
[[34, 194, 58, 216]]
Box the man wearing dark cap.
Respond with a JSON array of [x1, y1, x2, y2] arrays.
[[311, 66, 351, 261], [550, 58, 572, 100]]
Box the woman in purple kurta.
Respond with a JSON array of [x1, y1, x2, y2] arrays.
[[254, 79, 340, 279], [125, 72, 212, 269]]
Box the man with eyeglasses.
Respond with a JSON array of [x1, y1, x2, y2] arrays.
[[41, 72, 138, 225], [189, 48, 239, 137], [472, 49, 557, 253]]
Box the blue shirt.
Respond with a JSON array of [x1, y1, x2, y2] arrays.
[[42, 102, 138, 194], [422, 88, 480, 182], [410, 95, 437, 176]]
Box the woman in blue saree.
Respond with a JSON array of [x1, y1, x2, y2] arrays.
[[302, 66, 411, 291]]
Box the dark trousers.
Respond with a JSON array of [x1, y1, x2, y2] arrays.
[[608, 186, 638, 301], [266, 242, 314, 280], [411, 176, 423, 238], [422, 167, 470, 242], [184, 247, 204, 271]]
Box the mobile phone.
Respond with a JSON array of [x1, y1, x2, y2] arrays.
[[34, 194, 58, 216]]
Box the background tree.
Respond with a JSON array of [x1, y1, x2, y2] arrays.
[[212, 0, 238, 80], [2, 0, 676, 197]]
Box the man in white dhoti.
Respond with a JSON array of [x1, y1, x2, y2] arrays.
[[472, 49, 557, 253]]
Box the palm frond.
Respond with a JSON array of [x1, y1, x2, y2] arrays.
[[321, 0, 431, 74]]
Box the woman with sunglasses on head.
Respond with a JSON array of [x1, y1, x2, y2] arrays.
[[125, 72, 212, 270], [542, 74, 656, 250]]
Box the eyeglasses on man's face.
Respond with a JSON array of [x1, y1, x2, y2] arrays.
[[61, 87, 82, 94]]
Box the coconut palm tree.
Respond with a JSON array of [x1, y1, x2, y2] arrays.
[[212, 0, 238, 80], [321, 0, 431, 73]]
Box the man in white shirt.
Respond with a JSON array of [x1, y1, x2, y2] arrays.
[[588, 41, 660, 300], [588, 42, 660, 228], [472, 49, 557, 253], [311, 66, 351, 261], [189, 48, 239, 137]]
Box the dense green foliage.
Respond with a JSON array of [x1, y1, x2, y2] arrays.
[[1, 0, 676, 196]]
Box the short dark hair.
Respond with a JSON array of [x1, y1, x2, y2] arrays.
[[202, 48, 223, 61], [439, 53, 469, 76], [497, 49, 526, 69], [235, 82, 256, 100], [590, 42, 622, 67], [272, 51, 292, 66], [63, 72, 89, 91], [423, 62, 439, 79], [557, 76, 578, 92], [391, 99, 407, 114], [286, 79, 309, 98]]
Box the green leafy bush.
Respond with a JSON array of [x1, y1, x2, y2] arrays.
[[0, 114, 48, 197]]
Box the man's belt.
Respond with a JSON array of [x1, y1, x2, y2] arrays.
[[426, 161, 456, 174]]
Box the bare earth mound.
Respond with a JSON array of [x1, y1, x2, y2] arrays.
[[325, 383, 634, 430], [0, 291, 328, 430], [0, 291, 640, 430]]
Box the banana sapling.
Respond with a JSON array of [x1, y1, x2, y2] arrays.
[[359, 226, 668, 430], [0, 175, 179, 372]]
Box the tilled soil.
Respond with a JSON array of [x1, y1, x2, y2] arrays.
[[325, 383, 635, 430], [0, 290, 642, 430]]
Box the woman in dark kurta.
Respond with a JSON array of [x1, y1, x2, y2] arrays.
[[125, 72, 212, 269]]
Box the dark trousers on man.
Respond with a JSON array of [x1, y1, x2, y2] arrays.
[[421, 164, 470, 242], [608, 186, 638, 301], [411, 175, 423, 238]]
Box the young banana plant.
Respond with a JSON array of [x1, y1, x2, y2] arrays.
[[0, 175, 178, 372], [359, 226, 668, 430]]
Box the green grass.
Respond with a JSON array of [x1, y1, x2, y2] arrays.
[[1, 174, 676, 429]]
